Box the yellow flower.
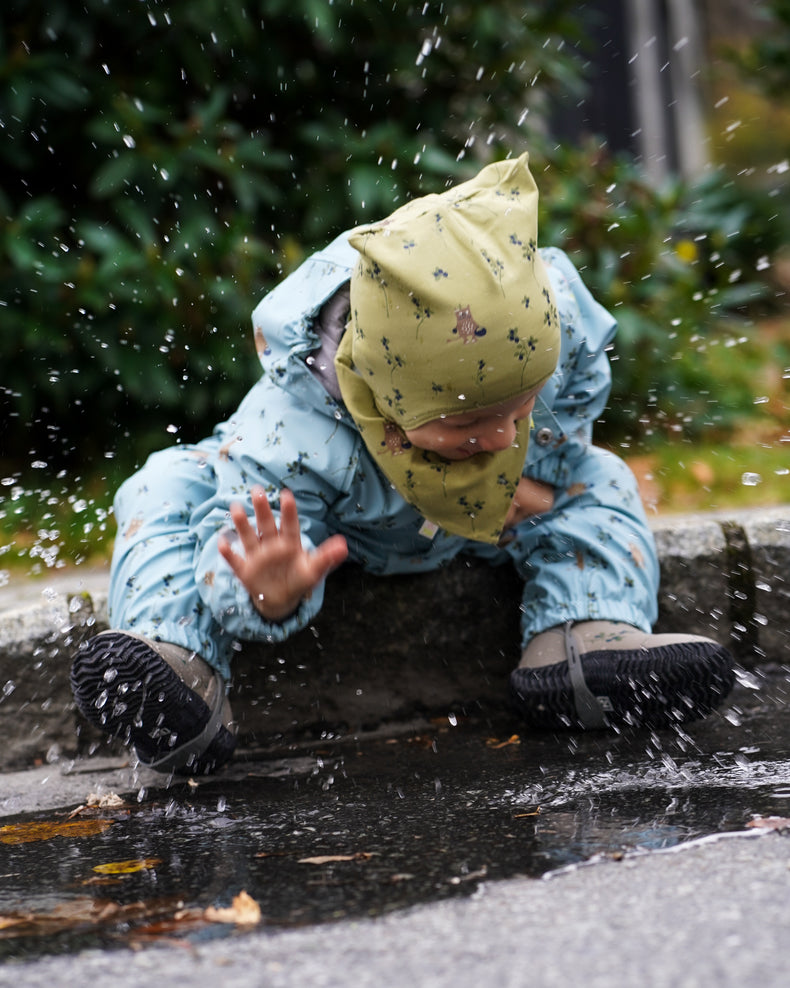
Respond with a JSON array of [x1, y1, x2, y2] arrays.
[[675, 239, 698, 264]]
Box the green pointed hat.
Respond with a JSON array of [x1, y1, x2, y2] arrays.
[[335, 153, 560, 543]]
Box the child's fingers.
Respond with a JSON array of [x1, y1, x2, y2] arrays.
[[228, 501, 261, 554], [307, 534, 349, 584], [218, 534, 243, 576], [250, 485, 279, 541], [276, 488, 303, 544]]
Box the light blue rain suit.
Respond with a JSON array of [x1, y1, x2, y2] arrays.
[[109, 234, 660, 682]]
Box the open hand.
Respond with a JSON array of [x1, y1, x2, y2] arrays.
[[218, 486, 348, 622]]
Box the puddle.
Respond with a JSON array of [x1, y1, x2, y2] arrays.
[[1, 668, 788, 958]]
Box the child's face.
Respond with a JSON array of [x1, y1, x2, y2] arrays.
[[404, 389, 541, 461]]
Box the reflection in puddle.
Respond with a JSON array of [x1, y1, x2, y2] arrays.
[[1, 670, 789, 958]]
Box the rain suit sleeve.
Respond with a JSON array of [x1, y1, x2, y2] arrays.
[[186, 233, 361, 645], [525, 248, 618, 489], [188, 440, 349, 646]]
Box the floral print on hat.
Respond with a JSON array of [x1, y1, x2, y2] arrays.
[[336, 153, 560, 543]]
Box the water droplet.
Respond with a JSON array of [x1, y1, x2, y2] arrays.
[[734, 668, 761, 690], [741, 472, 762, 487]]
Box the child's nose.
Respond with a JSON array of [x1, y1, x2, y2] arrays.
[[476, 421, 516, 452]]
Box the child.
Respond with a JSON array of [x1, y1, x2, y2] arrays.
[[71, 154, 735, 774]]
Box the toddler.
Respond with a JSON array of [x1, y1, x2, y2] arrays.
[[71, 154, 735, 774]]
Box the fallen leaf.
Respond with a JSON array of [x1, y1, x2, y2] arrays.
[[747, 816, 790, 830], [0, 897, 180, 938], [297, 852, 375, 865], [92, 858, 162, 875], [204, 890, 261, 926], [486, 734, 521, 749], [0, 819, 114, 845], [129, 907, 207, 943], [65, 794, 126, 820], [86, 792, 126, 808]]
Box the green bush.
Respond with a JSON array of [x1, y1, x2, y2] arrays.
[[1, 0, 786, 485], [539, 143, 789, 443], [726, 0, 790, 100], [1, 0, 585, 475]]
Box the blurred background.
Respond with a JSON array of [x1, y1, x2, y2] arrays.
[[1, 0, 789, 574]]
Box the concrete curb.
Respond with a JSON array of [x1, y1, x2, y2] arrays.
[[1, 508, 788, 772]]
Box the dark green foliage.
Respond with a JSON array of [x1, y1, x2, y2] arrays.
[[0, 0, 584, 473], [0, 0, 786, 485], [728, 0, 790, 99], [539, 143, 789, 441]]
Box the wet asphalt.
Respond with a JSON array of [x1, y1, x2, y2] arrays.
[[1, 663, 789, 984]]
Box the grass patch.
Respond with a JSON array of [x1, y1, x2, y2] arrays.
[[626, 439, 790, 515], [0, 472, 116, 580]]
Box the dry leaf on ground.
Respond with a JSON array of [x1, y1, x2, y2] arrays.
[[86, 792, 126, 808], [0, 897, 180, 938], [0, 819, 114, 844], [67, 792, 127, 819], [204, 890, 261, 926], [486, 735, 521, 749], [298, 852, 375, 865], [92, 858, 162, 875]]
